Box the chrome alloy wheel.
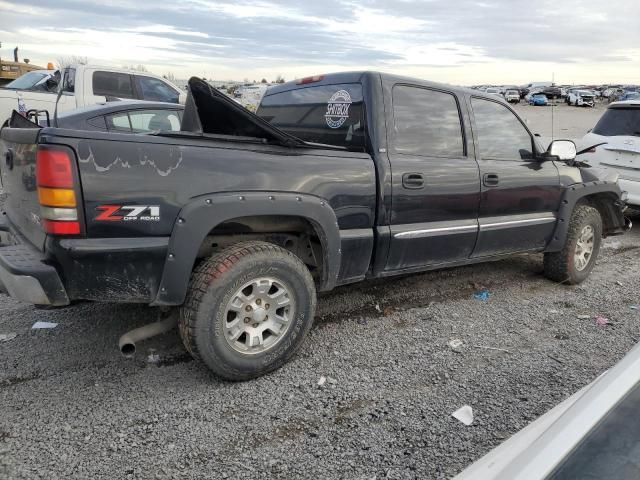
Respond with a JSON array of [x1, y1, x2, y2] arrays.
[[223, 277, 295, 354], [574, 225, 595, 271]]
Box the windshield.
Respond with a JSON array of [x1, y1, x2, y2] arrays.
[[257, 83, 366, 150], [4, 71, 48, 90], [593, 108, 640, 137]]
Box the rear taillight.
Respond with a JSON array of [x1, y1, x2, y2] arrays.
[[36, 147, 81, 235]]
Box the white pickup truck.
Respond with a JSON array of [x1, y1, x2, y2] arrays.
[[0, 64, 186, 124]]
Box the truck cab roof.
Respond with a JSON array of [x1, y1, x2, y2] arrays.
[[264, 71, 503, 103]]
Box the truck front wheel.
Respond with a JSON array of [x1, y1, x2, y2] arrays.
[[180, 241, 317, 381], [543, 205, 602, 284]]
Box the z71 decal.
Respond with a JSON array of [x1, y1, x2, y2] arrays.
[[95, 205, 160, 222]]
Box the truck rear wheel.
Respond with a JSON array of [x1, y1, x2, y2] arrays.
[[543, 205, 602, 284], [180, 241, 316, 381]]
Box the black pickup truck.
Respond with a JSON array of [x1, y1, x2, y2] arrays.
[[0, 72, 630, 380]]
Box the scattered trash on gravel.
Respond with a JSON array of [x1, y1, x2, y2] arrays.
[[452, 405, 474, 426], [147, 353, 161, 364], [374, 304, 382, 313], [0, 332, 17, 342], [577, 314, 590, 320], [448, 339, 465, 353], [595, 315, 611, 327], [317, 376, 327, 386], [473, 290, 491, 301], [31, 321, 58, 329], [631, 305, 639, 310]]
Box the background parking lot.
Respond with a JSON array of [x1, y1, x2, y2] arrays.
[[1, 103, 637, 480]]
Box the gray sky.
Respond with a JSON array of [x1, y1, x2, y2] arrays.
[[1, 0, 638, 84]]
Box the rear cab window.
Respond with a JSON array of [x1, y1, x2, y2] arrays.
[[257, 83, 366, 150]]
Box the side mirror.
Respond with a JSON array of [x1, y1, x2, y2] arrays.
[[548, 139, 577, 161]]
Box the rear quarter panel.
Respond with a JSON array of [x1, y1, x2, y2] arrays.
[[38, 130, 377, 237]]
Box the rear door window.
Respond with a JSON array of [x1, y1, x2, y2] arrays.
[[392, 85, 465, 157], [92, 71, 135, 99], [134, 76, 180, 103], [257, 83, 365, 149]]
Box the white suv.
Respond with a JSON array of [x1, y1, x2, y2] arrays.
[[580, 101, 640, 206]]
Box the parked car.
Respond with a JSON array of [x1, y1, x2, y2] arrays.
[[455, 340, 640, 479], [38, 101, 184, 133], [529, 93, 548, 106], [485, 87, 502, 96], [541, 86, 562, 99], [1, 69, 59, 92], [579, 100, 640, 207], [0, 64, 186, 125], [0, 72, 628, 381], [504, 89, 520, 104], [619, 91, 640, 102], [568, 90, 596, 107]]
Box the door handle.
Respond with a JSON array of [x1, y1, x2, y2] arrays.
[[483, 173, 499, 187], [402, 173, 424, 189]]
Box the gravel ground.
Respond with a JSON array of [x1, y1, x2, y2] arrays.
[[1, 105, 638, 480]]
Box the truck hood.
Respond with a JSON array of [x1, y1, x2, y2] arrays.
[[180, 77, 306, 147]]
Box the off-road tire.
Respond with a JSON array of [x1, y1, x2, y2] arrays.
[[544, 205, 602, 284], [180, 241, 316, 381]]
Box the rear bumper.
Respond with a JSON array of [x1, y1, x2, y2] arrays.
[[0, 215, 168, 305], [0, 244, 70, 305], [0, 220, 70, 306], [618, 179, 640, 207]]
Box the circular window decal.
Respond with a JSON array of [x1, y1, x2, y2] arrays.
[[325, 90, 352, 129]]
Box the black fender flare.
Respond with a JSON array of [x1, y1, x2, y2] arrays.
[[545, 180, 624, 252], [151, 192, 341, 306]]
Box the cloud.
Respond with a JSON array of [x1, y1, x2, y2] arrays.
[[0, 0, 638, 83]]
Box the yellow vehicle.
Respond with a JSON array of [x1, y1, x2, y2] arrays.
[[0, 46, 51, 87]]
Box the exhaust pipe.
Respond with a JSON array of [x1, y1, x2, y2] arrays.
[[118, 310, 178, 357]]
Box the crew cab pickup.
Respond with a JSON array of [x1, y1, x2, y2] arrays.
[[0, 64, 186, 125], [0, 72, 629, 380]]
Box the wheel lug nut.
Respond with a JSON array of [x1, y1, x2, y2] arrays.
[[253, 323, 259, 328], [265, 304, 270, 309], [256, 299, 262, 306], [245, 306, 252, 312], [244, 317, 251, 323]]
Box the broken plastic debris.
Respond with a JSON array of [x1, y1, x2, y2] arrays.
[[31, 321, 58, 329], [0, 333, 17, 342], [631, 306, 639, 310], [147, 354, 161, 364], [448, 339, 464, 353], [474, 290, 490, 301], [452, 405, 474, 425], [577, 315, 590, 320], [374, 304, 382, 313], [595, 315, 610, 327], [317, 376, 326, 386]]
